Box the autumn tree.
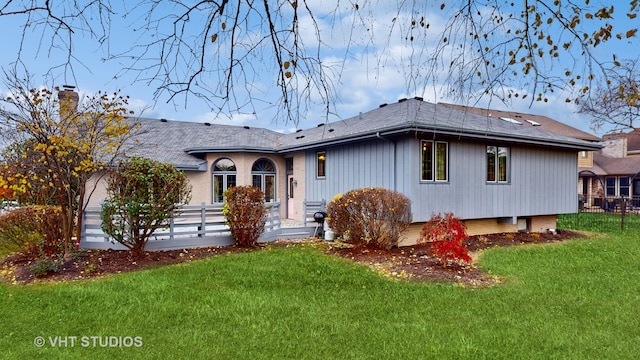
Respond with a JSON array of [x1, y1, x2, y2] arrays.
[[579, 59, 640, 132], [100, 157, 192, 258], [0, 140, 58, 205], [0, 72, 137, 257], [1, 1, 638, 126]]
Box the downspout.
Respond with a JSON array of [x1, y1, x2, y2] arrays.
[[376, 132, 397, 191]]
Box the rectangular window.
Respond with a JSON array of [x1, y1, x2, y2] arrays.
[[421, 140, 448, 181], [286, 157, 293, 173], [620, 177, 630, 197], [436, 142, 448, 181], [213, 174, 236, 203], [605, 177, 616, 196], [264, 174, 275, 202], [486, 146, 496, 182], [317, 151, 326, 178], [487, 145, 510, 183]]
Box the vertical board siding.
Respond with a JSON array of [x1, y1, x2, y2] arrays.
[[305, 139, 394, 201], [305, 136, 579, 222]]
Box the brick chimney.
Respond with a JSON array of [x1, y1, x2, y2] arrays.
[[58, 85, 79, 120], [601, 131, 628, 158]]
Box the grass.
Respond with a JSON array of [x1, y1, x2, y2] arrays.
[[1, 234, 640, 359], [558, 211, 640, 234]]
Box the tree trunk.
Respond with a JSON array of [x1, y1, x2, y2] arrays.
[[131, 241, 146, 259], [74, 182, 86, 252]]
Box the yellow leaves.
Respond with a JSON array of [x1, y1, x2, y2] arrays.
[[626, 29, 637, 38], [211, 33, 218, 43]]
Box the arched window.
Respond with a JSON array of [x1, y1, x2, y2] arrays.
[[251, 158, 276, 202], [212, 158, 237, 203]]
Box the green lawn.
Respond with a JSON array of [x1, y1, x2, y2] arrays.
[[558, 211, 640, 234], [1, 233, 639, 359]]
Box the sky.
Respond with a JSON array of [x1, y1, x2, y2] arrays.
[[0, 1, 637, 136]]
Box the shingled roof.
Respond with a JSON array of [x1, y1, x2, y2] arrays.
[[589, 151, 640, 176], [438, 102, 601, 142], [123, 117, 282, 170], [125, 98, 601, 169], [279, 98, 601, 151]]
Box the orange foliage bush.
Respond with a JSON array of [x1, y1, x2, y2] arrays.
[[0, 206, 65, 259], [327, 187, 412, 249]]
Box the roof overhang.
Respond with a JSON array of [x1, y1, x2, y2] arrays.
[[186, 146, 278, 155], [280, 123, 602, 152], [176, 161, 208, 172]]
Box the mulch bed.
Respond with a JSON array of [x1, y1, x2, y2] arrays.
[[0, 230, 584, 286], [327, 229, 584, 287]]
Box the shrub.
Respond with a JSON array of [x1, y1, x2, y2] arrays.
[[28, 258, 60, 278], [0, 206, 65, 259], [100, 157, 192, 258], [326, 187, 412, 249], [418, 212, 471, 265], [223, 186, 267, 247]]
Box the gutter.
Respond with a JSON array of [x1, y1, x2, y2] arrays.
[[176, 161, 208, 172], [186, 147, 278, 155], [280, 124, 602, 153]]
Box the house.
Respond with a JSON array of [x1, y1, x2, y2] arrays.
[[579, 130, 640, 209], [435, 102, 608, 212], [83, 94, 601, 245]]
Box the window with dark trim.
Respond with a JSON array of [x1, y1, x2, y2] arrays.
[[487, 146, 510, 183], [421, 140, 448, 181], [317, 151, 326, 178]]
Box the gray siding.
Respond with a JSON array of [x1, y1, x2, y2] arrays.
[[305, 139, 395, 201], [306, 136, 578, 222]]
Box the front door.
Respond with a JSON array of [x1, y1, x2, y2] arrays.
[[287, 174, 295, 219]]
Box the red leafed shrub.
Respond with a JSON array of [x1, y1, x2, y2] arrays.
[[0, 205, 65, 259], [419, 212, 471, 265], [223, 186, 267, 247], [326, 187, 412, 249]]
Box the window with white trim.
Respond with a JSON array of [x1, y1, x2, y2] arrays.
[[487, 146, 510, 183], [252, 158, 276, 202], [212, 158, 237, 203], [421, 140, 448, 181]]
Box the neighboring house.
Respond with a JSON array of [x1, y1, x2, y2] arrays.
[[579, 130, 640, 209], [83, 94, 600, 244]]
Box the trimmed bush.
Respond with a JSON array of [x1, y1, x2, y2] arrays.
[[418, 212, 471, 265], [223, 186, 267, 247], [0, 206, 65, 259], [326, 187, 412, 249]]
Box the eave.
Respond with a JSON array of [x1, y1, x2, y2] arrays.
[[279, 123, 602, 152]]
